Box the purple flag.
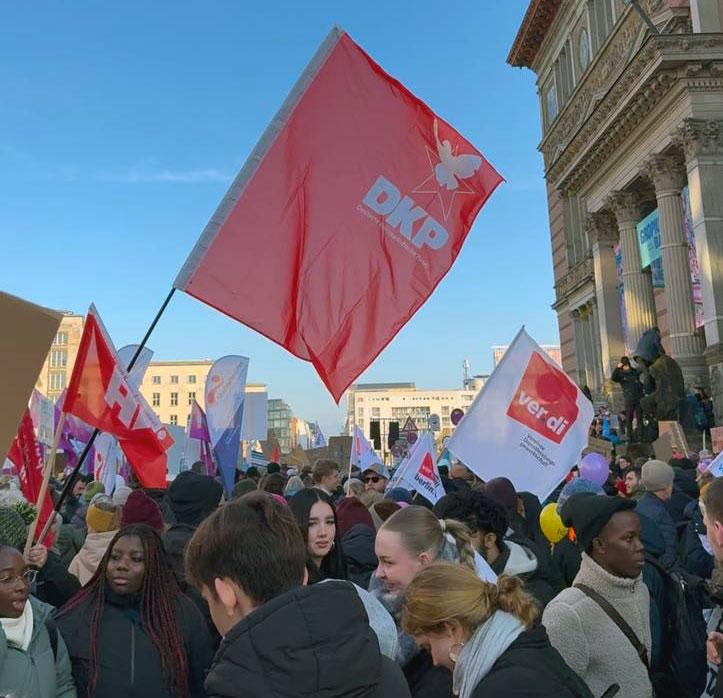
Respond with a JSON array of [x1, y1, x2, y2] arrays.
[[187, 401, 215, 476], [55, 390, 94, 470]]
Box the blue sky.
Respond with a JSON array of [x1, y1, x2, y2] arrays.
[[1, 1, 555, 436]]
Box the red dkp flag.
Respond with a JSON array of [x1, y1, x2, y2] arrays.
[[174, 28, 503, 401], [63, 306, 174, 488], [6, 409, 56, 547]]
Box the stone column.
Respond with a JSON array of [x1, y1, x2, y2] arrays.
[[589, 298, 605, 393], [675, 119, 723, 421], [607, 191, 658, 352], [570, 308, 589, 387], [644, 152, 707, 387], [588, 211, 626, 381]]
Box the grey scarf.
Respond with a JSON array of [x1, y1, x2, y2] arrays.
[[453, 611, 524, 698]]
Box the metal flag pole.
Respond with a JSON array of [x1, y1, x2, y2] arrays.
[[34, 287, 176, 546]]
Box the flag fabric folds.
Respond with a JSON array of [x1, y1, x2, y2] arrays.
[[448, 329, 594, 501], [387, 432, 445, 505], [174, 27, 503, 401], [63, 305, 174, 489], [204, 356, 249, 494], [350, 424, 386, 476]]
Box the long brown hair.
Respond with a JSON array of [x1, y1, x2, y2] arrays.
[[379, 505, 476, 569], [402, 563, 538, 638]]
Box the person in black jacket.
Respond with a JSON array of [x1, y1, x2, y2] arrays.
[[402, 563, 591, 698], [55, 524, 214, 697], [184, 491, 410, 698], [612, 356, 643, 442]]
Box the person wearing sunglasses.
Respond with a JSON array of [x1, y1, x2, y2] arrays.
[[363, 463, 390, 494], [0, 544, 76, 697]]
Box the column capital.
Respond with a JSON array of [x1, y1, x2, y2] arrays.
[[643, 152, 687, 195], [586, 211, 619, 246], [606, 191, 642, 226], [673, 119, 723, 162]]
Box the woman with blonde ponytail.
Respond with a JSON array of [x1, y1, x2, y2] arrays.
[[369, 506, 487, 697], [402, 564, 593, 698]]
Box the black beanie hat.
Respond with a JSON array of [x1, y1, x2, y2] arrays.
[[168, 471, 223, 525], [560, 492, 636, 552]]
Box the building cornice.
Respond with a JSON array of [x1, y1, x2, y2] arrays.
[[508, 0, 563, 68], [543, 31, 723, 191]]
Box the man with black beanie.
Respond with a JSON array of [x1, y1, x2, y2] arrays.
[[542, 493, 652, 697]]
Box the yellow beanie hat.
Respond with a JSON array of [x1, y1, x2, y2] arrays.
[[86, 502, 118, 533]]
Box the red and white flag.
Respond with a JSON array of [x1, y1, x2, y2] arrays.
[[448, 329, 594, 501], [63, 306, 173, 489], [6, 409, 55, 547], [174, 28, 503, 401], [350, 424, 387, 477], [389, 432, 445, 505]]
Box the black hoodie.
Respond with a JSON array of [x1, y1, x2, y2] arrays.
[[205, 580, 410, 698]]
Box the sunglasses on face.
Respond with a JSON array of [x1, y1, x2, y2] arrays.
[[364, 475, 381, 483]]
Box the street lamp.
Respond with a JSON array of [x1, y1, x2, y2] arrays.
[[623, 0, 660, 34]]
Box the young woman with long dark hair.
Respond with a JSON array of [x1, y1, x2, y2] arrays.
[[56, 524, 214, 697], [288, 488, 347, 583]]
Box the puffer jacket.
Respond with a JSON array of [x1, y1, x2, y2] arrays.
[[0, 596, 76, 698], [205, 580, 410, 698], [56, 588, 213, 697]]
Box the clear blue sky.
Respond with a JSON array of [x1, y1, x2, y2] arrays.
[[1, 1, 555, 437]]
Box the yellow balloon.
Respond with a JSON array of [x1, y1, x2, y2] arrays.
[[539, 502, 568, 544]]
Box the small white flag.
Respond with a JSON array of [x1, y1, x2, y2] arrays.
[[390, 432, 446, 505]]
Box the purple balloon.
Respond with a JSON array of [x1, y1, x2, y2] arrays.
[[579, 452, 610, 486]]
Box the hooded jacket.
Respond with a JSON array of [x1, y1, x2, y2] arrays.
[[491, 538, 557, 608], [56, 589, 214, 698], [67, 530, 119, 585], [0, 596, 76, 698], [636, 493, 678, 570], [611, 365, 643, 405], [469, 624, 592, 698], [542, 553, 652, 698], [204, 581, 410, 698]]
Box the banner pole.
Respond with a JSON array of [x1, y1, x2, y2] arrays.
[[24, 412, 66, 555], [43, 288, 177, 531]]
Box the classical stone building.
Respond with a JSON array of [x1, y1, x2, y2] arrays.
[[509, 0, 723, 418]]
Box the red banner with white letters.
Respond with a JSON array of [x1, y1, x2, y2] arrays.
[[63, 306, 173, 488], [174, 28, 503, 401]]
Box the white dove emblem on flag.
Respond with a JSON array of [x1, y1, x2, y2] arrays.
[[433, 119, 482, 190]]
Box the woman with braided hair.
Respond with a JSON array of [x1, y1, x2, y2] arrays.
[[402, 563, 592, 698], [369, 506, 481, 698], [55, 524, 214, 697]]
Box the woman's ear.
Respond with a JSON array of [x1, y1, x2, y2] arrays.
[[418, 551, 433, 567], [214, 578, 239, 617]]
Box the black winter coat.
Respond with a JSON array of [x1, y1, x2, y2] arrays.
[[469, 624, 593, 698], [34, 549, 81, 608], [342, 523, 378, 589], [611, 365, 643, 405], [402, 649, 453, 698], [204, 580, 410, 698], [56, 588, 214, 697]]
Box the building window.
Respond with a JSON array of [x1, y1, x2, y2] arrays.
[[50, 349, 67, 368], [442, 406, 450, 415], [152, 392, 160, 407], [170, 392, 178, 406], [152, 375, 161, 385], [372, 407, 380, 417], [171, 375, 179, 384], [53, 332, 68, 346], [578, 29, 590, 71], [358, 418, 365, 428], [358, 408, 364, 418], [49, 373, 66, 391], [545, 84, 558, 125], [442, 417, 451, 426], [188, 392, 196, 406], [170, 415, 178, 425], [188, 375, 197, 384]]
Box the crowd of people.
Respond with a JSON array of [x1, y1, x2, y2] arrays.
[[0, 448, 722, 697]]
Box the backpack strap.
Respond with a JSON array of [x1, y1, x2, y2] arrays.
[[575, 583, 650, 672], [45, 617, 58, 661]]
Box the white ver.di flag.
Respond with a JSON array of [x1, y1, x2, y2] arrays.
[[448, 328, 593, 501], [388, 432, 446, 505]]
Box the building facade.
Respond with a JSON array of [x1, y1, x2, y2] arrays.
[[509, 0, 723, 418], [35, 313, 84, 401], [268, 398, 294, 452], [138, 360, 266, 428], [345, 381, 484, 449], [492, 343, 562, 368]]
